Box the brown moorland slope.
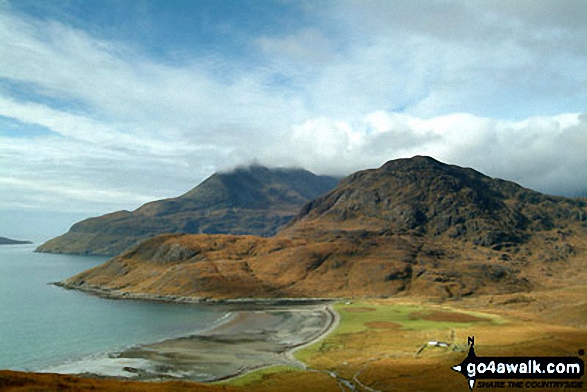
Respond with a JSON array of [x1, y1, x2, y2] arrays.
[[36, 166, 339, 256], [61, 156, 587, 300]]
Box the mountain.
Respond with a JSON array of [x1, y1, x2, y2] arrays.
[[37, 166, 339, 256], [0, 237, 32, 245], [60, 156, 587, 299], [284, 155, 584, 244]]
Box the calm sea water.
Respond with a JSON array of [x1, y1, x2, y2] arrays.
[[0, 244, 226, 371]]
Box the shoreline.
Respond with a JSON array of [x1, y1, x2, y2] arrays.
[[53, 281, 337, 307], [287, 305, 340, 362], [40, 300, 339, 383]]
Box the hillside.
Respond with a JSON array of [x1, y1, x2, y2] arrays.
[[0, 236, 32, 245], [36, 166, 339, 256], [60, 156, 587, 299]]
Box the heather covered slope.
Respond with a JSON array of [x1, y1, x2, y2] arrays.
[[61, 156, 587, 299], [36, 166, 339, 256]]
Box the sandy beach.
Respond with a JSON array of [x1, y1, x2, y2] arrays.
[[42, 302, 337, 383]]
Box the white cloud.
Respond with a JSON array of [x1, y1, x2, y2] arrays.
[[0, 176, 156, 206], [0, 9, 307, 133], [0, 1, 586, 217], [262, 111, 587, 196]]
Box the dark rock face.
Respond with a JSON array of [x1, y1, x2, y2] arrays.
[[289, 156, 586, 248], [36, 166, 339, 256]]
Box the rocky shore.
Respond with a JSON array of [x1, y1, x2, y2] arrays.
[[54, 280, 336, 306]]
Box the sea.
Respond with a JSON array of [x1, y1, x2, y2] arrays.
[[0, 243, 228, 372]]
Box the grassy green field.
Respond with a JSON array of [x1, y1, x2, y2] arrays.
[[294, 300, 499, 363]]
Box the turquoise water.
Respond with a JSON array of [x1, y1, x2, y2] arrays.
[[0, 244, 226, 371]]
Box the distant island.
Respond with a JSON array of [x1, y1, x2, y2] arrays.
[[0, 236, 32, 245]]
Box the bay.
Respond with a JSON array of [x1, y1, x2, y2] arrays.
[[0, 244, 226, 371]]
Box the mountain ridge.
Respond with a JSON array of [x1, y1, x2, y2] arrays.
[[36, 166, 339, 256], [60, 156, 587, 300]]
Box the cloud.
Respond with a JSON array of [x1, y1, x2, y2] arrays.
[[262, 111, 587, 196], [0, 6, 305, 212], [0, 1, 586, 216], [291, 0, 587, 118], [0, 176, 157, 209], [0, 8, 307, 133], [256, 28, 335, 66]]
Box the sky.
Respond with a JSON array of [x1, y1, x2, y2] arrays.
[[1, 0, 587, 237]]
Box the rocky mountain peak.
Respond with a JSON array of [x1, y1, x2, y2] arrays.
[[36, 166, 339, 256], [289, 156, 585, 248]]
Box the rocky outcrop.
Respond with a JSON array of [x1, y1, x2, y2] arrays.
[[286, 156, 586, 246]]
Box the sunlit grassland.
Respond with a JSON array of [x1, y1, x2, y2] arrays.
[[215, 298, 587, 391], [294, 300, 499, 364], [335, 301, 502, 332]]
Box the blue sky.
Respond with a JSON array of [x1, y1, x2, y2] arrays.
[[1, 0, 587, 234]]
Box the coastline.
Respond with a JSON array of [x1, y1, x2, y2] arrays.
[[287, 305, 340, 363], [53, 281, 336, 306], [40, 300, 339, 383]]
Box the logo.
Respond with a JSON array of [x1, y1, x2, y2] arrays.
[[452, 337, 584, 390]]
